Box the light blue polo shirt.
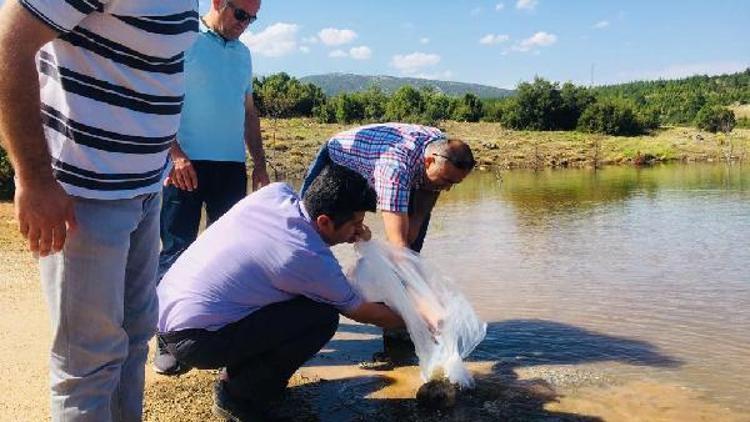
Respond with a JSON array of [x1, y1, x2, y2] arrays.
[[177, 20, 253, 162]]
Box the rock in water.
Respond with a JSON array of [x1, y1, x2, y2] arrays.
[[416, 376, 457, 410]]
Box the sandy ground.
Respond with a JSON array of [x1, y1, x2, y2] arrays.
[[1, 201, 748, 421]]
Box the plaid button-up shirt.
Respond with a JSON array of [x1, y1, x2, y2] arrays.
[[327, 123, 445, 213]]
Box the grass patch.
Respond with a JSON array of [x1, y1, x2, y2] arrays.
[[256, 119, 749, 175]]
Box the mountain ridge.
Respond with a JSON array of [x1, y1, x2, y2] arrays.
[[300, 73, 514, 99]]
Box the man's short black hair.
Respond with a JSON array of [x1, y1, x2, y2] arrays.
[[303, 164, 377, 228]]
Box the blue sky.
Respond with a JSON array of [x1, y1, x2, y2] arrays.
[[213, 0, 748, 88]]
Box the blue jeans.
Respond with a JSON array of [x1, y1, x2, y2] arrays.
[[39, 193, 161, 422], [300, 145, 431, 253], [158, 161, 246, 280]]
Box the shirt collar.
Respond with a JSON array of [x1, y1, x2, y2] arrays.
[[299, 199, 312, 224], [200, 17, 236, 45]]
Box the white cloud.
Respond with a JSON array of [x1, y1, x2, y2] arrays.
[[420, 37, 430, 45], [496, 3, 505, 11], [318, 28, 358, 46], [511, 31, 557, 52], [480, 34, 510, 45], [593, 20, 610, 29], [516, 0, 538, 10], [299, 46, 310, 54], [349, 46, 372, 60], [328, 49, 348, 58], [390, 52, 442, 75], [241, 23, 299, 58]]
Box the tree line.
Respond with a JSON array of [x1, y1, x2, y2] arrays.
[[1, 70, 747, 199], [253, 70, 749, 137]]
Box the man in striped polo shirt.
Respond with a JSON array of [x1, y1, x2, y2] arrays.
[[0, 0, 197, 420], [300, 123, 475, 363]]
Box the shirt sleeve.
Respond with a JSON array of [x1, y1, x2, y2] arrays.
[[20, 0, 109, 33], [274, 248, 364, 313], [372, 158, 412, 214]]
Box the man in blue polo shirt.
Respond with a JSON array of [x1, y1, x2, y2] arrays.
[[154, 0, 270, 373]]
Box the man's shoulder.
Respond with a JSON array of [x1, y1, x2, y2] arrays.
[[240, 182, 298, 209], [257, 182, 296, 197]]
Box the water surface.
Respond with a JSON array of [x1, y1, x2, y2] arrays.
[[342, 163, 749, 414]]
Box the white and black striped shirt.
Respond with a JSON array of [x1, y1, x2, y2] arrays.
[[22, 0, 198, 199]]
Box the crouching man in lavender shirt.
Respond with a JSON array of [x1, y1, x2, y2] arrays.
[[156, 164, 403, 421]]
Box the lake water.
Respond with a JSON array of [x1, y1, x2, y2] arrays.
[[336, 163, 749, 415]]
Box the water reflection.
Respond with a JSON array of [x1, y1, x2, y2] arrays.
[[443, 163, 749, 213], [417, 163, 750, 413]]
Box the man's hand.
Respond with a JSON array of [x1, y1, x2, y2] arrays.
[[165, 154, 197, 191], [15, 178, 77, 256], [251, 165, 270, 191], [354, 223, 372, 242]]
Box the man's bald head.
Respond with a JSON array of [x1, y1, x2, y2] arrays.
[[422, 139, 475, 191], [425, 138, 475, 171]]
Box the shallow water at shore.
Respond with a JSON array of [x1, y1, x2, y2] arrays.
[[331, 163, 750, 417]]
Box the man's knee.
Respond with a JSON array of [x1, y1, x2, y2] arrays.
[[297, 298, 339, 340], [320, 304, 339, 340]]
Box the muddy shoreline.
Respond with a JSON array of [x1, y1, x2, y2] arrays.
[[257, 119, 750, 179]]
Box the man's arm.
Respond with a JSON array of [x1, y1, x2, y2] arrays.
[[0, 2, 76, 256], [407, 189, 440, 243], [382, 189, 439, 249], [343, 302, 405, 329], [381, 211, 411, 248], [244, 93, 269, 190]]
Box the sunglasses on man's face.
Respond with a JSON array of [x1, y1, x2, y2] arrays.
[[432, 153, 476, 170], [226, 1, 257, 24]]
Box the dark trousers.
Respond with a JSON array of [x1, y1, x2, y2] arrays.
[[160, 297, 339, 404], [158, 160, 247, 280]]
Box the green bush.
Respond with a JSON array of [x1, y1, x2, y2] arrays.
[[385, 86, 426, 122], [577, 99, 651, 136], [334, 93, 364, 124], [559, 82, 596, 130], [312, 101, 336, 124], [358, 86, 388, 122], [502, 78, 562, 130], [694, 105, 736, 133], [253, 73, 325, 118], [452, 93, 483, 122], [422, 92, 453, 124], [499, 78, 594, 131], [0, 142, 13, 199], [481, 98, 508, 122]]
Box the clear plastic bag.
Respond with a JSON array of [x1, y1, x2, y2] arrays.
[[348, 240, 487, 388]]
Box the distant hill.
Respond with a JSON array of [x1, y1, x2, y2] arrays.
[[300, 73, 514, 99]]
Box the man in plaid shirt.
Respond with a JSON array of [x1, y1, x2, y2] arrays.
[[302, 123, 474, 251], [300, 122, 475, 362]]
